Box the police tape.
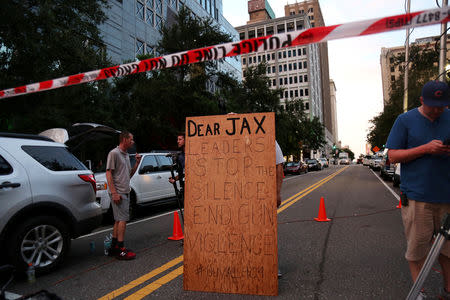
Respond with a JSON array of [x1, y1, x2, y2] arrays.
[[1, 7, 449, 99]]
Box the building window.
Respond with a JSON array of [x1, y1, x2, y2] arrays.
[[136, 0, 163, 30], [288, 50, 291, 57], [279, 78, 283, 85], [287, 22, 295, 32], [146, 44, 153, 55], [293, 50, 296, 57], [283, 51, 286, 58], [258, 55, 261, 62], [267, 67, 271, 74], [294, 76, 298, 84], [303, 61, 307, 68], [267, 54, 270, 61], [266, 26, 274, 35], [257, 28, 264, 37], [136, 39, 145, 56], [248, 30, 255, 39], [309, 15, 314, 20], [239, 32, 245, 40], [300, 89, 304, 96], [279, 65, 282, 72], [284, 78, 287, 85], [290, 90, 294, 98], [304, 75, 308, 82], [293, 62, 297, 70], [277, 24, 285, 33], [390, 66, 395, 72], [305, 102, 309, 110], [296, 20, 304, 30], [303, 48, 306, 55], [289, 77, 292, 84], [308, 7, 314, 13], [285, 91, 288, 98], [298, 62, 302, 70], [278, 52, 282, 59], [298, 49, 302, 56], [299, 75, 303, 82], [273, 79, 276, 86], [390, 57, 394, 64], [283, 64, 287, 72], [391, 75, 395, 82], [271, 53, 275, 60], [295, 90, 298, 97], [243, 57, 246, 65], [311, 22, 315, 27], [289, 63, 292, 71], [305, 88, 309, 96], [272, 66, 275, 73]]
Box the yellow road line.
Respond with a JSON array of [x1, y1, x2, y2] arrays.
[[278, 166, 349, 211], [97, 255, 183, 300], [278, 166, 349, 213], [124, 266, 184, 300], [101, 166, 349, 299]]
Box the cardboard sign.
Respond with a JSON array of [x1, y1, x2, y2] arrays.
[[183, 112, 278, 296]]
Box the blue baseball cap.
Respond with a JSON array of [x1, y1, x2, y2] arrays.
[[421, 80, 450, 107]]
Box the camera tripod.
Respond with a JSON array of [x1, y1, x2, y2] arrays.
[[406, 213, 450, 300]]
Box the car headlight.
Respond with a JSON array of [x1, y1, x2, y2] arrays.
[[96, 181, 108, 191]]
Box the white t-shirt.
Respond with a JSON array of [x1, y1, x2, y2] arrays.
[[275, 141, 285, 165]]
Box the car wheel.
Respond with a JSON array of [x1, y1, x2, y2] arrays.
[[7, 215, 70, 274]]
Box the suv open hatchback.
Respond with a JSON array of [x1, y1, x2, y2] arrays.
[[0, 133, 102, 274]]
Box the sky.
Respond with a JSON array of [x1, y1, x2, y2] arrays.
[[222, 0, 443, 157]]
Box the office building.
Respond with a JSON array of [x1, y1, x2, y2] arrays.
[[284, 0, 334, 156], [380, 35, 450, 106], [99, 0, 241, 80]]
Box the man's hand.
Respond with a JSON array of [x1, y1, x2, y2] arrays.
[[135, 153, 142, 163], [112, 193, 122, 204], [425, 140, 450, 155], [169, 177, 175, 184]]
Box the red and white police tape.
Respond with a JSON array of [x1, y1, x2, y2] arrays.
[[1, 7, 449, 99]]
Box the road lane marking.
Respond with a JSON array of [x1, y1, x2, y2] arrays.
[[79, 210, 177, 239], [97, 255, 183, 300], [370, 169, 400, 202], [124, 266, 184, 300], [101, 166, 349, 298], [278, 166, 349, 213]]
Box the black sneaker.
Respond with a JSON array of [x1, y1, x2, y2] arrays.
[[108, 245, 119, 257]]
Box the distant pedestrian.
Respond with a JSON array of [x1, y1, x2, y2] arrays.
[[106, 131, 141, 260], [275, 140, 285, 278], [168, 133, 185, 192], [386, 80, 450, 298]]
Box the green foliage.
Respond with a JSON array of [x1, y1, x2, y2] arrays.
[[0, 0, 111, 133], [367, 44, 441, 147]]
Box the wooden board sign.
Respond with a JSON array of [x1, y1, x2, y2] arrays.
[[183, 112, 278, 296]]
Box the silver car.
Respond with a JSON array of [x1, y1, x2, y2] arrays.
[[95, 152, 177, 219], [0, 133, 102, 274]]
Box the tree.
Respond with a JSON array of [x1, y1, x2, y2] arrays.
[[0, 0, 112, 133], [367, 44, 441, 147], [110, 7, 233, 151]]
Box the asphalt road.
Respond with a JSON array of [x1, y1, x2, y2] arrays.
[[5, 164, 445, 299]]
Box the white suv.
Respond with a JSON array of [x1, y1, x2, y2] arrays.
[[0, 133, 102, 274], [95, 152, 177, 219]]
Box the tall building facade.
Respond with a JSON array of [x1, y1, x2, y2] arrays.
[[380, 35, 450, 106], [284, 0, 334, 156], [329, 79, 338, 145], [99, 0, 241, 80]]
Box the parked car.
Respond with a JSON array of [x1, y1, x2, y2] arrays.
[[339, 158, 350, 165], [369, 155, 383, 171], [379, 150, 394, 180], [318, 158, 329, 168], [393, 163, 401, 187], [95, 152, 178, 219], [305, 159, 322, 171], [284, 161, 308, 175], [0, 133, 102, 274], [363, 155, 372, 166]]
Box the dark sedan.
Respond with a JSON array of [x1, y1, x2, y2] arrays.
[[305, 158, 322, 171], [284, 161, 308, 175]]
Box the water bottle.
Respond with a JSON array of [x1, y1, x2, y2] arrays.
[[104, 233, 112, 256], [27, 263, 36, 284]]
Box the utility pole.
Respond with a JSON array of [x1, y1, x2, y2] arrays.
[[438, 0, 448, 82], [403, 0, 410, 113]]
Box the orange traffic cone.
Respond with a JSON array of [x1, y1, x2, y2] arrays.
[[168, 211, 184, 240], [396, 193, 402, 208], [314, 197, 331, 222]]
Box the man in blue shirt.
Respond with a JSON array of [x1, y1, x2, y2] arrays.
[[386, 80, 450, 297]]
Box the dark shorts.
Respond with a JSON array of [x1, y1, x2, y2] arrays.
[[110, 193, 130, 222], [401, 200, 450, 261]]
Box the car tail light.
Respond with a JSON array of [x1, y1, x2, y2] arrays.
[[79, 174, 96, 193]]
